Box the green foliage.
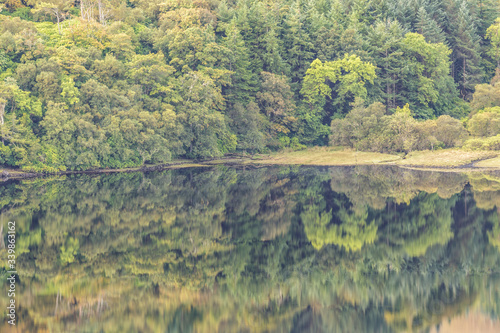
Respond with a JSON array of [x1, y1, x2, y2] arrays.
[[301, 54, 377, 115], [60, 236, 79, 264], [1, 0, 500, 171], [331, 101, 468, 153], [471, 79, 500, 112], [330, 99, 387, 150], [302, 204, 378, 251], [1, 167, 499, 332], [463, 134, 500, 150], [468, 111, 500, 137], [487, 18, 500, 67]]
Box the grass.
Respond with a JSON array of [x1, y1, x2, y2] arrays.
[[166, 163, 209, 169], [251, 147, 401, 166], [2, 149, 500, 178], [397, 149, 498, 168], [0, 161, 209, 178], [0, 167, 27, 175], [474, 156, 500, 168]]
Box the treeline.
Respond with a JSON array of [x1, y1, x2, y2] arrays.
[[0, 0, 500, 170]]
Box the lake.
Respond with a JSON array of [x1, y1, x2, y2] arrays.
[[1, 166, 499, 332]]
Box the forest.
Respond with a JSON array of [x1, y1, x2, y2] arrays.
[[1, 0, 500, 171]]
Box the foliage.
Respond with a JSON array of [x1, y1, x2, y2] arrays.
[[1, 166, 499, 331], [468, 110, 500, 137], [463, 134, 500, 151], [331, 101, 467, 153], [1, 1, 500, 170]]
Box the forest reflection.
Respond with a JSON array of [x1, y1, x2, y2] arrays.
[[1, 166, 499, 332]]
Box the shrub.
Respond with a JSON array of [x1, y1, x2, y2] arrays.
[[463, 135, 500, 151], [434, 115, 468, 147], [467, 111, 500, 137], [330, 99, 386, 150]]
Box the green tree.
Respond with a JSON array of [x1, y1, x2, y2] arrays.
[[34, 0, 72, 34], [486, 18, 500, 67], [256, 72, 297, 143], [301, 54, 376, 116], [175, 71, 236, 158]]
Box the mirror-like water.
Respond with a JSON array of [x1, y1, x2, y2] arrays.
[[1, 166, 500, 332]]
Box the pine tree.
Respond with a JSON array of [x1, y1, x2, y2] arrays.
[[281, 1, 315, 93], [366, 19, 405, 110], [450, 0, 484, 100], [220, 22, 259, 103], [416, 7, 447, 44]]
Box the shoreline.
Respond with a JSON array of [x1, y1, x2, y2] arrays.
[[1, 149, 499, 180]]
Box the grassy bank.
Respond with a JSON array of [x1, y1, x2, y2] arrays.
[[250, 148, 499, 169], [474, 156, 500, 168], [396, 150, 499, 168], [0, 161, 209, 180], [251, 147, 402, 166], [1, 148, 499, 180]]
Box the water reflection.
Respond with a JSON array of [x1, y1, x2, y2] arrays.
[[0, 166, 500, 332]]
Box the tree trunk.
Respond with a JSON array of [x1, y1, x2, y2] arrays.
[[462, 57, 467, 100], [392, 77, 396, 108], [385, 49, 391, 110], [81, 0, 85, 20], [57, 13, 61, 35], [98, 0, 104, 24], [0, 103, 5, 145], [0, 103, 5, 126]]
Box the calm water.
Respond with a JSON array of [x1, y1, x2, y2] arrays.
[[1, 166, 500, 332]]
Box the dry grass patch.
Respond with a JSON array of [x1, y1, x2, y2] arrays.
[[0, 167, 27, 175], [398, 149, 498, 168], [167, 163, 209, 169], [474, 156, 500, 168], [252, 147, 401, 166]]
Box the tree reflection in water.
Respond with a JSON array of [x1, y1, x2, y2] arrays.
[[1, 166, 500, 332]]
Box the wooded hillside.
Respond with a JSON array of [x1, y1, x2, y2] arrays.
[[1, 0, 500, 171]]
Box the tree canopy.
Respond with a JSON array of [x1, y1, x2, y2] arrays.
[[0, 0, 500, 170]]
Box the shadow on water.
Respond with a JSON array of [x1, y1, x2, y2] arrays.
[[1, 165, 500, 332]]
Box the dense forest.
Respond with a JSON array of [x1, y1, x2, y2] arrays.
[[1, 0, 500, 171], [0, 166, 499, 331]]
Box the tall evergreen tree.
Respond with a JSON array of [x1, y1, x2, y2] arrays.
[[281, 1, 315, 93], [446, 0, 484, 100], [416, 7, 447, 44]]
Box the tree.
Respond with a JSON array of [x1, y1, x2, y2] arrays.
[[301, 54, 377, 116], [470, 80, 500, 111], [256, 72, 297, 140], [399, 33, 456, 118], [468, 108, 500, 137], [281, 2, 315, 92], [366, 19, 405, 110], [227, 101, 265, 152], [220, 22, 259, 103], [416, 7, 447, 44], [385, 104, 419, 153], [127, 52, 176, 103], [486, 18, 500, 67], [175, 71, 236, 158], [434, 115, 468, 147], [447, 0, 484, 100], [34, 0, 72, 34], [330, 99, 387, 151]]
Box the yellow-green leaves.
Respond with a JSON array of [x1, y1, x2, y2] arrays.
[[60, 76, 80, 106], [486, 18, 500, 67], [301, 54, 376, 105], [127, 52, 176, 99], [302, 205, 378, 252], [400, 33, 452, 109]]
